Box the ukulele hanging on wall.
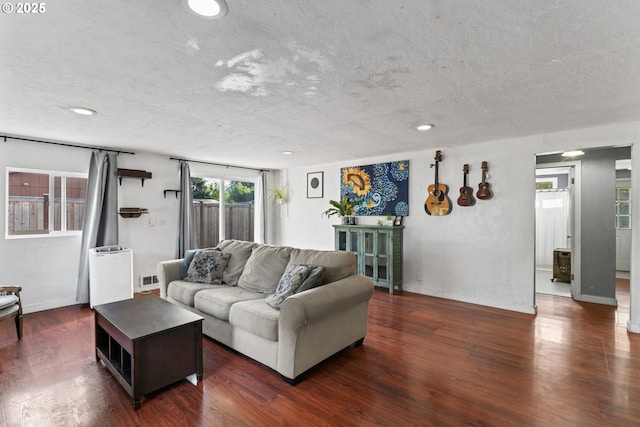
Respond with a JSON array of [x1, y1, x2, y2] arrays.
[[424, 150, 452, 216], [476, 161, 493, 200], [457, 164, 475, 207]]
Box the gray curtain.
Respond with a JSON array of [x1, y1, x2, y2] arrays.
[[254, 171, 267, 243], [178, 161, 198, 257], [76, 151, 119, 303]]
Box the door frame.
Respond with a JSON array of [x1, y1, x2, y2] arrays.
[[534, 160, 582, 299]]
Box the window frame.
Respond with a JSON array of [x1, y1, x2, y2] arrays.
[[6, 167, 88, 239], [191, 175, 257, 245], [615, 186, 631, 230]]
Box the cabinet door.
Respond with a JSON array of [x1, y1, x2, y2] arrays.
[[377, 230, 390, 283], [362, 230, 375, 279], [336, 229, 348, 251]]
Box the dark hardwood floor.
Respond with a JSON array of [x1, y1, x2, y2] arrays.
[[1, 280, 639, 426]]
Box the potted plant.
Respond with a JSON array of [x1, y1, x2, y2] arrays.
[[322, 195, 359, 224], [268, 184, 288, 205]]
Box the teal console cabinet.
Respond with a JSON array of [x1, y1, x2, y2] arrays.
[[333, 225, 403, 294]]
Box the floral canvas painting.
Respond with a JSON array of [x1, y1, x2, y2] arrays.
[[340, 160, 409, 216]]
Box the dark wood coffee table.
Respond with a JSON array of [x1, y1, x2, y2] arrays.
[[94, 295, 203, 410]]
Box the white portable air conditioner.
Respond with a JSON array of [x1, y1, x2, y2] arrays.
[[89, 245, 133, 308]]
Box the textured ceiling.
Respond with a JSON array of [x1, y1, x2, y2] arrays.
[[1, 0, 639, 168]]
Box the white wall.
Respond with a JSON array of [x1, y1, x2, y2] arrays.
[[0, 144, 180, 313], [1, 141, 91, 313], [117, 153, 180, 291], [3, 121, 639, 315], [278, 122, 640, 314]]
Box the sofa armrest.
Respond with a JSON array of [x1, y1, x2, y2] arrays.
[[280, 274, 374, 333], [157, 259, 184, 299], [277, 274, 374, 381]]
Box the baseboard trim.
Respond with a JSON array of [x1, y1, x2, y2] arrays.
[[23, 297, 80, 314], [627, 320, 640, 334], [573, 294, 617, 306]]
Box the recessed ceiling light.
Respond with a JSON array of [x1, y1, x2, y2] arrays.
[[185, 0, 227, 18], [69, 107, 97, 116], [416, 124, 434, 131], [561, 150, 585, 157], [282, 151, 294, 155]]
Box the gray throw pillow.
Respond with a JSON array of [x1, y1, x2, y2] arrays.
[[185, 249, 231, 285], [265, 264, 313, 310], [181, 249, 200, 278], [295, 265, 325, 294]]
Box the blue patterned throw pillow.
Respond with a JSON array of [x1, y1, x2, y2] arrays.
[[185, 249, 231, 285], [265, 264, 313, 310]]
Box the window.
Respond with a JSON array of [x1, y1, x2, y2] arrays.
[[192, 177, 255, 247], [616, 187, 631, 229], [536, 177, 558, 190], [6, 168, 87, 238]]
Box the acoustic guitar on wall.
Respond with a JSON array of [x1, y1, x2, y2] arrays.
[[424, 150, 452, 216], [476, 161, 493, 200], [457, 164, 475, 207]]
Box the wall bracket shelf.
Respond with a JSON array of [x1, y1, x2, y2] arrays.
[[118, 169, 152, 186], [163, 190, 181, 199]]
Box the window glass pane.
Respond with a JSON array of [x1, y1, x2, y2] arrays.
[[619, 202, 630, 216], [618, 188, 630, 201], [619, 216, 630, 229], [67, 177, 87, 231], [192, 177, 220, 248], [7, 171, 49, 235], [53, 176, 62, 231], [224, 180, 254, 241]]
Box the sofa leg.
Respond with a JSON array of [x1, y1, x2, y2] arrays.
[[351, 337, 364, 348], [281, 373, 305, 386]]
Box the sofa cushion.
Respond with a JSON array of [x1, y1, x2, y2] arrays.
[[168, 280, 226, 307], [194, 286, 264, 321], [265, 264, 313, 310], [237, 245, 292, 294], [217, 240, 257, 286], [295, 265, 326, 294], [185, 249, 231, 284], [229, 299, 280, 342], [288, 249, 355, 284]]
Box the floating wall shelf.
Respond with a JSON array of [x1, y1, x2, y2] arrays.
[[118, 169, 152, 186], [119, 207, 149, 218], [163, 190, 181, 199]]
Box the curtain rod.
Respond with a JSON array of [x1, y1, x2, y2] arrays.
[[170, 157, 271, 173], [2, 135, 135, 155]]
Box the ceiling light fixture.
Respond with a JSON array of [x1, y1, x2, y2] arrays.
[[561, 150, 585, 157], [185, 0, 228, 18], [416, 124, 434, 131], [282, 151, 294, 155], [69, 107, 97, 116]]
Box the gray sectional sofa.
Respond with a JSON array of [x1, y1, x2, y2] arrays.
[[157, 239, 374, 384]]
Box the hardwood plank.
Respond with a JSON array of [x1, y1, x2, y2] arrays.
[[1, 280, 639, 426]]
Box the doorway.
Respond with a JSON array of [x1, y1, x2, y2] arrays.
[[535, 164, 578, 298], [535, 146, 631, 306]]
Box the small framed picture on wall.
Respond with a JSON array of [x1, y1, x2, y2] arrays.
[[394, 216, 403, 226], [307, 172, 324, 198]]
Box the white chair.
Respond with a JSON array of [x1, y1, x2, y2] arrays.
[[0, 286, 23, 340]]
